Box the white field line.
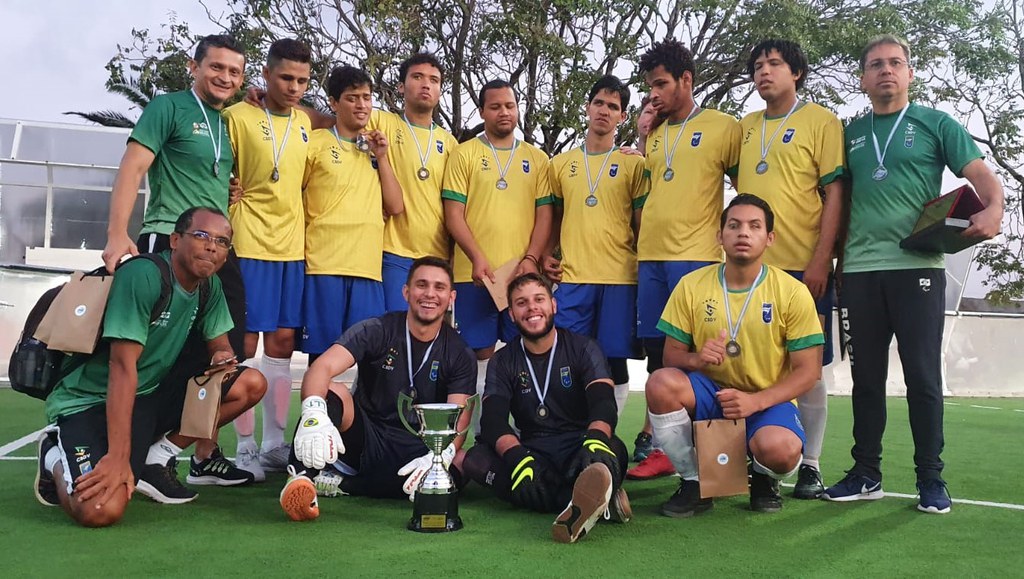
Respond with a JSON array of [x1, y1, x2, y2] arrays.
[[0, 427, 45, 457]]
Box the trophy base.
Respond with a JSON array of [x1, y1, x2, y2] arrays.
[[408, 491, 463, 533]]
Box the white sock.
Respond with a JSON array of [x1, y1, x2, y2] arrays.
[[44, 445, 61, 474], [613, 383, 629, 417], [146, 435, 183, 466], [649, 409, 697, 480], [472, 359, 488, 436], [261, 354, 293, 451], [797, 379, 828, 463]]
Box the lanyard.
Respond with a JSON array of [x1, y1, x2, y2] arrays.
[[190, 89, 223, 177], [263, 107, 294, 181], [720, 264, 767, 345], [758, 99, 801, 168], [662, 106, 701, 178], [485, 136, 518, 187], [403, 113, 435, 173], [869, 104, 910, 176], [406, 322, 440, 391], [521, 333, 557, 409], [580, 145, 616, 204]]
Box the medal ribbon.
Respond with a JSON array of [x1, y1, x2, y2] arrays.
[[662, 106, 701, 174], [263, 107, 294, 177], [403, 113, 435, 173], [485, 136, 519, 184], [758, 99, 801, 165], [581, 145, 616, 199], [191, 89, 223, 173], [521, 333, 557, 410], [406, 322, 440, 391], [720, 264, 768, 347], [870, 103, 910, 172]]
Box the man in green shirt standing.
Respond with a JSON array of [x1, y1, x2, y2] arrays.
[[823, 35, 1003, 513], [36, 208, 267, 527]]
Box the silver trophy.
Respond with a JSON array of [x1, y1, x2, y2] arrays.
[[397, 393, 476, 532]]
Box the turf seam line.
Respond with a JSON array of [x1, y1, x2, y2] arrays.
[[777, 483, 1024, 511], [0, 428, 45, 457]]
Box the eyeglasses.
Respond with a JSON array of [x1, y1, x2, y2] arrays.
[[183, 229, 232, 249], [866, 58, 908, 72]]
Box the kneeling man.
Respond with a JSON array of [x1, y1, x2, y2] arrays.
[[646, 194, 822, 516]]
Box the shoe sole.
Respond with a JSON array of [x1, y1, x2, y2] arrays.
[[917, 504, 951, 514], [552, 464, 612, 544], [792, 487, 824, 500], [608, 488, 632, 523], [34, 433, 59, 507], [186, 474, 252, 487], [135, 480, 198, 504], [661, 499, 714, 518], [823, 490, 884, 502], [280, 478, 320, 521], [626, 471, 676, 481]]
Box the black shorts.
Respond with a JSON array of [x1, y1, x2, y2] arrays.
[[332, 405, 428, 498]]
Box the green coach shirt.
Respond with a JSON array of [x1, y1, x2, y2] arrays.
[[843, 103, 983, 273], [45, 252, 234, 423], [130, 91, 234, 236]]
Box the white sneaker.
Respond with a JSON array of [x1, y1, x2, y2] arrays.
[[235, 441, 265, 482], [259, 443, 292, 472], [313, 471, 346, 497]]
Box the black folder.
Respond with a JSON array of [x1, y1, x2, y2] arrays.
[[899, 185, 985, 254]]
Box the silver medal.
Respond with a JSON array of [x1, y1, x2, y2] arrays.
[[496, 178, 509, 190], [212, 161, 220, 178], [537, 404, 549, 419], [725, 340, 741, 358], [356, 134, 371, 152], [755, 160, 769, 175], [872, 166, 888, 181], [585, 195, 598, 207], [663, 168, 675, 181], [271, 167, 280, 182], [417, 167, 430, 180]]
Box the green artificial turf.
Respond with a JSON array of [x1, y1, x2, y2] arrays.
[[1, 390, 1022, 577]]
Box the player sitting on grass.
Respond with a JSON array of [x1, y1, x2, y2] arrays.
[[463, 273, 631, 544], [278, 257, 476, 521], [35, 207, 267, 527]]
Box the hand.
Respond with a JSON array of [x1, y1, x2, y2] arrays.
[[715, 388, 762, 419], [74, 454, 134, 507], [541, 255, 562, 283], [205, 351, 238, 375], [364, 129, 389, 158], [503, 446, 553, 512], [802, 257, 830, 301], [699, 329, 728, 367], [397, 444, 455, 501], [569, 429, 621, 488], [102, 232, 139, 274], [293, 396, 344, 470], [244, 86, 265, 108], [618, 145, 643, 156], [962, 205, 1001, 239], [229, 177, 244, 205], [471, 258, 495, 286], [513, 256, 540, 278]]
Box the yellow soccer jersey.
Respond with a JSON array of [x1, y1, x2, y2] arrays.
[[224, 103, 312, 261], [302, 129, 385, 279], [734, 102, 845, 271], [638, 108, 741, 262], [550, 147, 646, 284], [657, 264, 823, 393], [442, 137, 553, 283], [369, 110, 457, 259]]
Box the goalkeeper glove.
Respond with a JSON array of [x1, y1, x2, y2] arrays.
[[292, 396, 344, 470]]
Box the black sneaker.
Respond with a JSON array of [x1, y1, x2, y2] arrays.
[[661, 479, 713, 518], [750, 471, 783, 512], [187, 447, 255, 486], [34, 431, 59, 507], [632, 432, 654, 462], [792, 464, 824, 499], [137, 457, 198, 504]]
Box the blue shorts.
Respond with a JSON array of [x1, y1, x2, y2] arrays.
[[238, 258, 304, 332], [637, 260, 716, 339], [553, 283, 639, 359], [687, 371, 806, 447], [300, 275, 385, 354], [382, 252, 414, 313], [785, 270, 834, 367], [453, 282, 518, 350]]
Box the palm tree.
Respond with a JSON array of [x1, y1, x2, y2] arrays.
[[64, 75, 157, 128]]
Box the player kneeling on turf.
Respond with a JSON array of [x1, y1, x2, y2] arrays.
[[463, 273, 631, 544], [279, 257, 476, 521], [35, 207, 267, 527]]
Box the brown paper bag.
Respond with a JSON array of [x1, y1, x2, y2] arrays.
[[481, 258, 520, 311], [694, 418, 748, 498], [35, 270, 114, 354], [179, 368, 233, 439]]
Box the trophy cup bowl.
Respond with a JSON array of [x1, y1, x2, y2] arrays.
[[398, 393, 476, 532]]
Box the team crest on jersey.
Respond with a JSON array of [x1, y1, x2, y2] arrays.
[[743, 127, 755, 144], [905, 123, 917, 148], [192, 122, 211, 137], [703, 298, 718, 322], [436, 140, 444, 153], [609, 163, 619, 177], [481, 157, 490, 171], [782, 128, 795, 143], [569, 160, 579, 177], [74, 446, 90, 463], [649, 138, 660, 153], [383, 348, 398, 371], [518, 371, 531, 393], [395, 129, 405, 145], [523, 159, 531, 173], [691, 132, 703, 147], [762, 303, 773, 323], [259, 120, 271, 139], [300, 126, 308, 143], [849, 135, 867, 152], [429, 360, 440, 381], [560, 366, 572, 388], [330, 147, 341, 162]]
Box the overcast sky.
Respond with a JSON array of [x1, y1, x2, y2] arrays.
[[0, 1, 229, 123]]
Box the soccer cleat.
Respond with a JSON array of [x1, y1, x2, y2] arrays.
[[626, 449, 676, 480], [792, 464, 824, 500], [234, 441, 266, 483], [606, 487, 632, 523], [632, 431, 654, 463], [823, 472, 884, 502], [552, 463, 613, 544], [280, 465, 320, 521], [259, 443, 292, 473], [313, 471, 346, 497], [186, 447, 255, 486], [916, 478, 952, 514], [136, 458, 198, 504], [34, 431, 59, 507], [749, 471, 783, 513], [660, 478, 713, 518]]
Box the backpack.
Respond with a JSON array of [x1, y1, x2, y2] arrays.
[[8, 254, 210, 400]]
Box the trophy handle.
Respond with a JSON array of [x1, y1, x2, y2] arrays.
[[456, 394, 479, 437], [397, 392, 418, 436]]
